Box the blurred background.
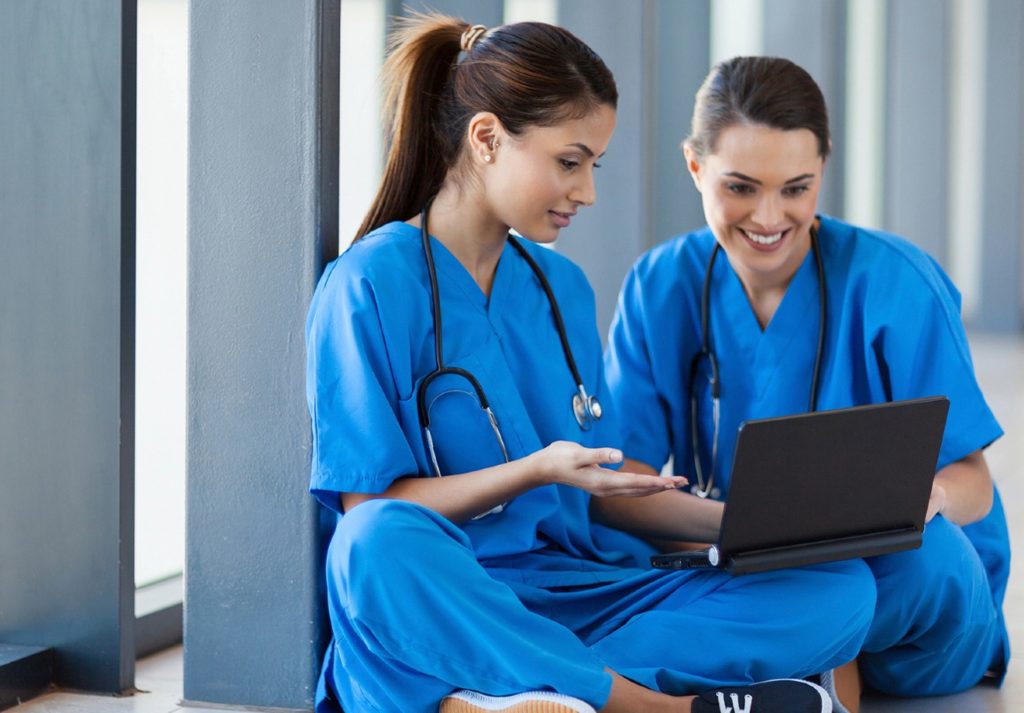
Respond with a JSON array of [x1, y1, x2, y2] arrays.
[[136, 0, 1023, 592], [2, 0, 1021, 710]]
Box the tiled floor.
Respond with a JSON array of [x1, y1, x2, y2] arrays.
[[14, 333, 1024, 712], [11, 646, 193, 713]]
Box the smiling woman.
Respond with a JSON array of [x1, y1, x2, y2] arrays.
[[604, 55, 1011, 711], [685, 123, 822, 326]]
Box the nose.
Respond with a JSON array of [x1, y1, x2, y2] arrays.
[[750, 192, 783, 229], [569, 168, 597, 207]]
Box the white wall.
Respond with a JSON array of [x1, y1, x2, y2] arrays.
[[135, 0, 187, 587], [339, 0, 385, 250]]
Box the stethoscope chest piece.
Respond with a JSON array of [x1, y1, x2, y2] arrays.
[[692, 484, 721, 500], [572, 385, 602, 431]]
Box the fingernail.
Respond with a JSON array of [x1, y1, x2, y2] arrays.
[[608, 449, 622, 462]]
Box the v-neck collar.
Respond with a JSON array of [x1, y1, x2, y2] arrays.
[[416, 226, 516, 318], [714, 245, 819, 395]]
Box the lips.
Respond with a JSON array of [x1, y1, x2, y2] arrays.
[[549, 210, 575, 228], [740, 227, 789, 251]]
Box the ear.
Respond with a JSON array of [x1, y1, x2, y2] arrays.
[[467, 111, 503, 164], [682, 142, 704, 192]]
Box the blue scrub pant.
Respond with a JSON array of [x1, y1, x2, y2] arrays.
[[317, 500, 876, 713], [860, 513, 1009, 696]]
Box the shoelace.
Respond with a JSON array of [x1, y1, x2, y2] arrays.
[[716, 692, 753, 713]]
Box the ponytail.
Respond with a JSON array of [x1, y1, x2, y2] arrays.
[[355, 14, 464, 240], [355, 12, 617, 242]]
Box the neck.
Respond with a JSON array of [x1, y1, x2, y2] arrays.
[[734, 225, 815, 330], [421, 182, 508, 296]]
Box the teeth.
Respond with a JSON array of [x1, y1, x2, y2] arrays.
[[742, 229, 783, 245]]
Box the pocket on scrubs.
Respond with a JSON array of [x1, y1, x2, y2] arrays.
[[399, 354, 510, 477]]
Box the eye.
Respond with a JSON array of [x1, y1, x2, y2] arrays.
[[783, 184, 810, 197], [559, 158, 580, 171], [725, 182, 755, 196]]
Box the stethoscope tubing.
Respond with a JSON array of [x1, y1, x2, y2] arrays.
[[690, 222, 827, 499], [416, 202, 601, 482]]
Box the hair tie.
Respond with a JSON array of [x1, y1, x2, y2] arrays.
[[460, 24, 487, 53]]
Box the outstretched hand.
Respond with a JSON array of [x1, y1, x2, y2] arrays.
[[529, 441, 687, 497]]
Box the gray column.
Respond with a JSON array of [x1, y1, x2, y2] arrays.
[[883, 0, 951, 264], [975, 0, 1024, 332], [556, 0, 650, 338], [185, 1, 339, 709], [762, 0, 847, 218], [0, 0, 136, 694], [650, 0, 712, 247], [557, 0, 711, 338]]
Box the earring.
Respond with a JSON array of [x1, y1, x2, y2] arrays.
[[484, 154, 492, 163]]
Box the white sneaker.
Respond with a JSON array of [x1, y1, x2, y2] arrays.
[[439, 689, 596, 713]]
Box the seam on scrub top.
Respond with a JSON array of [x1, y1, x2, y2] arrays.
[[858, 227, 976, 370]]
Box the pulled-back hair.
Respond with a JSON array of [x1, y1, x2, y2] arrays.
[[685, 56, 830, 161], [354, 13, 618, 240]]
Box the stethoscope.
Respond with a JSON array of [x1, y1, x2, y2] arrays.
[[688, 222, 827, 499], [416, 203, 602, 488]]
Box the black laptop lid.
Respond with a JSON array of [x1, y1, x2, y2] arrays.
[[718, 396, 950, 558]]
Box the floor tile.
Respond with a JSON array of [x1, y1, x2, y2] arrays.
[[13, 690, 179, 713]]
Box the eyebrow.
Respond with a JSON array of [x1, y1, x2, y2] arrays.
[[566, 142, 606, 159], [723, 171, 815, 185]]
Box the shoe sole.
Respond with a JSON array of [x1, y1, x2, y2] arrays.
[[440, 690, 595, 713], [440, 701, 584, 713]]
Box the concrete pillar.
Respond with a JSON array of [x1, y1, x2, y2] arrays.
[[185, 1, 339, 707], [975, 0, 1024, 332], [0, 0, 136, 694]]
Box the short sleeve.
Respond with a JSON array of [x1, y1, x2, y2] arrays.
[[868, 250, 1003, 469], [305, 261, 419, 512], [604, 264, 672, 471]]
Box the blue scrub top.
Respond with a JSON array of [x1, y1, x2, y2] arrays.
[[306, 221, 649, 588], [605, 215, 1011, 671], [605, 215, 1003, 493]]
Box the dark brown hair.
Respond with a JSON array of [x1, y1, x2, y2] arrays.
[[354, 13, 617, 241], [685, 56, 830, 160]]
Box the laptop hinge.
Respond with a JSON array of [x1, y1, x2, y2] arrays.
[[725, 527, 921, 575]]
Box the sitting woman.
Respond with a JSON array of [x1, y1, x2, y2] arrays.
[[306, 19, 876, 713], [604, 56, 1010, 711]]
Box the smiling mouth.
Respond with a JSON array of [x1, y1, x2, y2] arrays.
[[741, 228, 787, 246], [550, 210, 575, 227]]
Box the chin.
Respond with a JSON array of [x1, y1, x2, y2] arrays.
[[514, 226, 558, 245]]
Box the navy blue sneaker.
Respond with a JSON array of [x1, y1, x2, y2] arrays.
[[691, 678, 832, 713]]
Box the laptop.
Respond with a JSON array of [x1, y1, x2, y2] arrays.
[[650, 396, 950, 575]]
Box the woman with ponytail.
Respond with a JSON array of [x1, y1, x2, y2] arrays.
[[306, 15, 874, 713]]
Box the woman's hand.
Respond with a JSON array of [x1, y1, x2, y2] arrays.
[[925, 481, 947, 523], [527, 441, 686, 497], [928, 450, 993, 526]]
